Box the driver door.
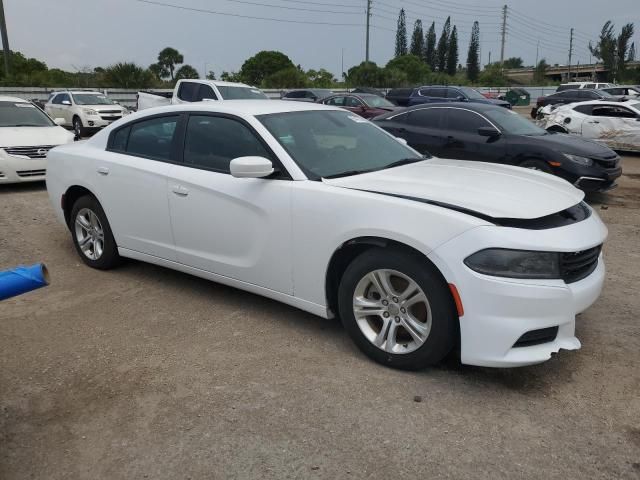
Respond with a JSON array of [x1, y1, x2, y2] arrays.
[[166, 113, 294, 294], [582, 104, 640, 149]]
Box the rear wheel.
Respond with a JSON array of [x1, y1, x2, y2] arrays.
[[70, 195, 120, 269], [519, 159, 553, 174], [338, 248, 457, 370]]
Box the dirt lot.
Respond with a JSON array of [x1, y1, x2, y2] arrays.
[[1, 157, 639, 480]]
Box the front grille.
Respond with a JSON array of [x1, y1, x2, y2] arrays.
[[561, 245, 601, 283], [4, 145, 54, 158], [99, 109, 121, 114], [513, 326, 559, 348], [100, 115, 122, 121], [16, 169, 46, 177]]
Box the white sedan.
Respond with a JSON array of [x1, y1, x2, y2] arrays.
[[46, 101, 607, 369], [544, 99, 640, 152], [0, 96, 74, 183]]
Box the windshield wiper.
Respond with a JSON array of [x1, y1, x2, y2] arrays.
[[381, 157, 426, 170], [323, 169, 372, 179], [322, 157, 426, 180], [6, 124, 45, 127]]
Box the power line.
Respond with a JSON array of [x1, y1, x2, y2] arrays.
[[133, 0, 366, 26], [204, 0, 365, 15], [509, 8, 594, 41]]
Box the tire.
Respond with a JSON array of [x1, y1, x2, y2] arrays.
[[338, 247, 457, 370], [530, 107, 538, 119], [73, 116, 86, 138], [519, 159, 553, 174], [70, 195, 120, 270]]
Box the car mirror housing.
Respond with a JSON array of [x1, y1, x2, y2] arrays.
[[478, 126, 501, 137], [396, 137, 408, 146], [61, 100, 71, 106], [230, 156, 274, 178]]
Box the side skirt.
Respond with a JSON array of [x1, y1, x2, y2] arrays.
[[118, 247, 331, 319]]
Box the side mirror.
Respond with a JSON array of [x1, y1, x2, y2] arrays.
[[54, 118, 65, 126], [396, 137, 408, 146], [478, 126, 501, 137], [230, 156, 274, 178], [61, 100, 71, 106], [456, 96, 466, 102]]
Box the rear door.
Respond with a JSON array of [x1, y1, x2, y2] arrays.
[[402, 107, 448, 156], [166, 113, 293, 293], [440, 108, 506, 162]]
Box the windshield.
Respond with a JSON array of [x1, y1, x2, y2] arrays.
[[484, 108, 547, 136], [632, 103, 640, 112], [73, 94, 115, 105], [258, 110, 423, 179], [217, 86, 268, 100], [0, 101, 55, 127], [598, 90, 614, 98], [459, 87, 486, 100], [363, 96, 394, 108]]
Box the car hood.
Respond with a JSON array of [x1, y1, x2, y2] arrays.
[[484, 98, 511, 107], [323, 158, 584, 220], [0, 126, 74, 147], [524, 132, 616, 158]]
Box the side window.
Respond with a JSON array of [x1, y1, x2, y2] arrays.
[[345, 97, 363, 107], [581, 90, 598, 99], [305, 91, 318, 99], [285, 91, 303, 99], [418, 88, 431, 96], [110, 126, 131, 152], [585, 84, 596, 89], [126, 116, 178, 161], [326, 96, 346, 106], [407, 108, 446, 128], [196, 84, 217, 101], [447, 88, 463, 99], [52, 94, 62, 104], [444, 109, 491, 133], [177, 82, 199, 102], [573, 105, 593, 115], [57, 94, 70, 104], [592, 106, 638, 118], [429, 88, 447, 98], [183, 115, 272, 173]]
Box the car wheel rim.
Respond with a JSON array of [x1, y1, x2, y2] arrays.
[[352, 269, 432, 354], [74, 120, 81, 136], [74, 208, 105, 260]]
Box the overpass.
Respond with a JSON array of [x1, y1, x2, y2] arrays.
[[504, 61, 640, 84]]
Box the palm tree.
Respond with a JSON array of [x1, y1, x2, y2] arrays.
[[104, 62, 153, 88], [157, 47, 184, 81]]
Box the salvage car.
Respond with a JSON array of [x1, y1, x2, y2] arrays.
[[373, 103, 622, 192], [531, 89, 621, 118], [600, 85, 640, 98], [408, 86, 512, 109], [137, 79, 268, 111], [543, 100, 640, 153], [45, 90, 130, 137], [47, 101, 607, 369], [0, 96, 74, 183], [319, 93, 398, 118]]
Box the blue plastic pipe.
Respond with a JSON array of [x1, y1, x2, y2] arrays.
[[0, 263, 50, 301]]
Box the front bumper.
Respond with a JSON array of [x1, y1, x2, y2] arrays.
[[429, 209, 608, 367], [0, 155, 47, 183]]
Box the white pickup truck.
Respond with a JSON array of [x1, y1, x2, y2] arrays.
[[136, 79, 269, 110]]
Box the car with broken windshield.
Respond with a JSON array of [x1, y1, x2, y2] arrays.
[[46, 101, 607, 370]]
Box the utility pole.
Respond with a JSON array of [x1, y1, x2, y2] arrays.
[[0, 0, 10, 76], [499, 4, 507, 67], [341, 48, 344, 79], [365, 0, 371, 62], [535, 40, 539, 66], [568, 27, 574, 81]]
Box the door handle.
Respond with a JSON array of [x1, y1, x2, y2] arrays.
[[172, 185, 189, 196], [97, 166, 109, 175]]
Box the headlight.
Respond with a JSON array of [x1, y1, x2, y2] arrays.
[[563, 153, 593, 166], [83, 108, 98, 115], [464, 249, 561, 279]]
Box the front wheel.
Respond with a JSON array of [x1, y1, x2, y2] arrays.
[[73, 117, 86, 138], [70, 195, 120, 269], [338, 248, 457, 370], [519, 159, 553, 174]]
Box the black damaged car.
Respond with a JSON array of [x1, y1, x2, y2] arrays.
[[373, 103, 622, 192]]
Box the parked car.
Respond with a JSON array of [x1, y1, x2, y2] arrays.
[[556, 82, 614, 92], [47, 100, 607, 370], [600, 85, 640, 98], [408, 86, 512, 109], [0, 96, 74, 184], [385, 87, 415, 106], [45, 90, 130, 137], [319, 93, 399, 118], [543, 100, 640, 153], [137, 79, 268, 111], [351, 87, 385, 97], [280, 89, 334, 102], [373, 103, 622, 192], [532, 89, 622, 118]]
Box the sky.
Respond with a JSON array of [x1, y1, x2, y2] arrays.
[[6, 0, 640, 78]]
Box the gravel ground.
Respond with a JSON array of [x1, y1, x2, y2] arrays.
[[1, 156, 639, 480]]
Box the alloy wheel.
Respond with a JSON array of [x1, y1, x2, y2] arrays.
[[74, 208, 105, 260], [352, 269, 432, 354]]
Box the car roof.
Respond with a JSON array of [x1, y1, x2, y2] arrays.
[[405, 102, 500, 112], [127, 99, 343, 117], [0, 96, 33, 103]]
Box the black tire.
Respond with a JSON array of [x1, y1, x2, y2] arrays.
[[73, 116, 86, 138], [519, 159, 553, 174], [530, 107, 538, 119], [338, 247, 457, 370], [70, 195, 120, 270]]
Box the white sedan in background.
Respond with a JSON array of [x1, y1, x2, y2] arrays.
[[46, 101, 607, 369], [0, 96, 74, 184], [544, 100, 640, 152]]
